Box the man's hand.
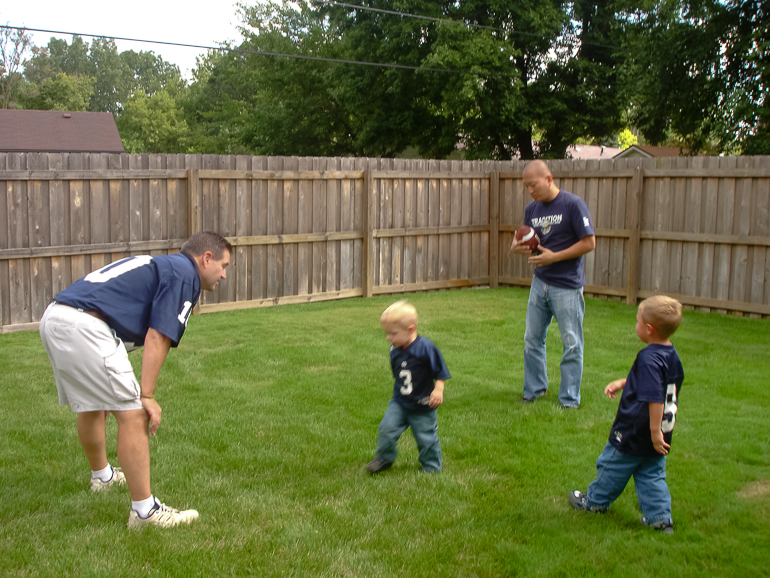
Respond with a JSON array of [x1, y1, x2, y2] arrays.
[[142, 397, 162, 436], [511, 232, 534, 255]]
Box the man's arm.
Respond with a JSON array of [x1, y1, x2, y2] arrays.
[[529, 235, 595, 266], [141, 328, 172, 436]]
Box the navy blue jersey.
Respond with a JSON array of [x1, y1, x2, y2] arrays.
[[389, 335, 451, 412], [525, 190, 594, 289], [54, 253, 201, 347], [609, 344, 684, 457]]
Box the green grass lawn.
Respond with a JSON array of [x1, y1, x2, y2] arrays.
[[1, 288, 768, 578]]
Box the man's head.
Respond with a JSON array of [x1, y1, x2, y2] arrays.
[[522, 160, 560, 203], [180, 231, 233, 291], [636, 295, 683, 342], [380, 300, 418, 348]]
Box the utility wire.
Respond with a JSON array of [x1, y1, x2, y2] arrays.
[[2, 25, 516, 78], [312, 0, 622, 50]]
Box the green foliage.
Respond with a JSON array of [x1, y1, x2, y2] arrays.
[[24, 35, 184, 114], [1, 290, 769, 577], [116, 90, 191, 153], [183, 0, 626, 159], [20, 72, 94, 111], [0, 23, 32, 109], [623, 0, 769, 155]]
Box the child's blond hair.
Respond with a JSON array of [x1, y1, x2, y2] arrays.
[[380, 300, 418, 329], [639, 295, 683, 339]]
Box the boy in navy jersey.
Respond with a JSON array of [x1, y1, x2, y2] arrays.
[[367, 301, 451, 473], [39, 231, 231, 529], [569, 295, 685, 534]]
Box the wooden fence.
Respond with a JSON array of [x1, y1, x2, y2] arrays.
[[1, 152, 769, 333]]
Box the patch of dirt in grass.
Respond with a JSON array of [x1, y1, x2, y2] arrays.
[[737, 479, 770, 499]]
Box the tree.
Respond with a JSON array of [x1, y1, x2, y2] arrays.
[[623, 0, 769, 154], [23, 36, 185, 114], [116, 90, 191, 153], [21, 72, 94, 111], [0, 24, 32, 108], [189, 0, 627, 159]]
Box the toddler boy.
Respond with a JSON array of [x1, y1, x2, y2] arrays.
[[569, 295, 685, 534], [367, 301, 451, 473]]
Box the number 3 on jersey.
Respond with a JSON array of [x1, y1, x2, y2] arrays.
[[399, 368, 413, 395]]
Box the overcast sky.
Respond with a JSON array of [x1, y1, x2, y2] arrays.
[[2, 0, 245, 78]]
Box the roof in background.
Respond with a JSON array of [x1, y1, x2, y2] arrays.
[[566, 144, 622, 160], [613, 144, 700, 159], [0, 109, 124, 153]]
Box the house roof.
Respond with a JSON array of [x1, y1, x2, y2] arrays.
[[613, 144, 697, 159], [0, 109, 124, 153], [566, 144, 622, 160]]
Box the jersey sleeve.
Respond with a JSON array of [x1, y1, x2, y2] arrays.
[[148, 278, 197, 346], [429, 345, 451, 381], [634, 351, 667, 404], [570, 196, 595, 239]]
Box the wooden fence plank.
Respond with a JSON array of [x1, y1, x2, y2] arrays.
[[267, 157, 284, 298], [681, 156, 702, 297], [312, 157, 327, 293], [730, 156, 752, 305], [713, 156, 737, 312], [251, 156, 268, 300], [749, 157, 770, 310], [235, 155, 252, 302]]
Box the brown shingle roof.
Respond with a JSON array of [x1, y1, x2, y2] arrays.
[[0, 109, 125, 153]]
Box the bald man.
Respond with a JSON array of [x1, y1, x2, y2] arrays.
[[511, 160, 595, 408]]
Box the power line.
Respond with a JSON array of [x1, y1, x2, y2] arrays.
[[312, 0, 622, 50], [2, 25, 516, 78]]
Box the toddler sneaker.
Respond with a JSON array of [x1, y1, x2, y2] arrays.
[[90, 467, 126, 492], [641, 517, 674, 534], [366, 457, 393, 474], [568, 490, 608, 513], [127, 499, 199, 529]]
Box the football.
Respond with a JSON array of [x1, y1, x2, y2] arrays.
[[515, 225, 540, 251]]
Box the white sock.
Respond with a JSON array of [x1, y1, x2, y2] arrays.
[[91, 465, 113, 483], [132, 495, 157, 519]]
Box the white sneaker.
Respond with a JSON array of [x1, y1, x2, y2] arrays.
[[127, 499, 199, 529], [90, 467, 127, 492]]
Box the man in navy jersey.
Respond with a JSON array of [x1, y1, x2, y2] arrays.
[[39, 231, 231, 529], [367, 301, 451, 473], [511, 160, 596, 408], [569, 295, 685, 534]]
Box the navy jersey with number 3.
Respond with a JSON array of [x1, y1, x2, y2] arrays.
[[609, 344, 684, 457], [390, 335, 451, 412], [54, 253, 201, 347]]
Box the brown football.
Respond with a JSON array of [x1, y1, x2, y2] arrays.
[[515, 225, 540, 250]]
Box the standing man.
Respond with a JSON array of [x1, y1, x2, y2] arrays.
[[511, 161, 595, 408], [39, 231, 232, 528]]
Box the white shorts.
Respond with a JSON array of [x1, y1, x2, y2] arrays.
[[39, 302, 143, 413]]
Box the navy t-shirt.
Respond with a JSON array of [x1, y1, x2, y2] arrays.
[[54, 253, 201, 347], [389, 335, 451, 412], [609, 344, 685, 457], [524, 190, 594, 289]]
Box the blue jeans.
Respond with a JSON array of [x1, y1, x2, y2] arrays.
[[375, 400, 441, 472], [523, 276, 585, 407], [586, 443, 672, 524]]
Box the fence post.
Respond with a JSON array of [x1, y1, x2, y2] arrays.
[[362, 168, 374, 298], [626, 166, 644, 305], [489, 171, 499, 289], [187, 169, 201, 238]]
